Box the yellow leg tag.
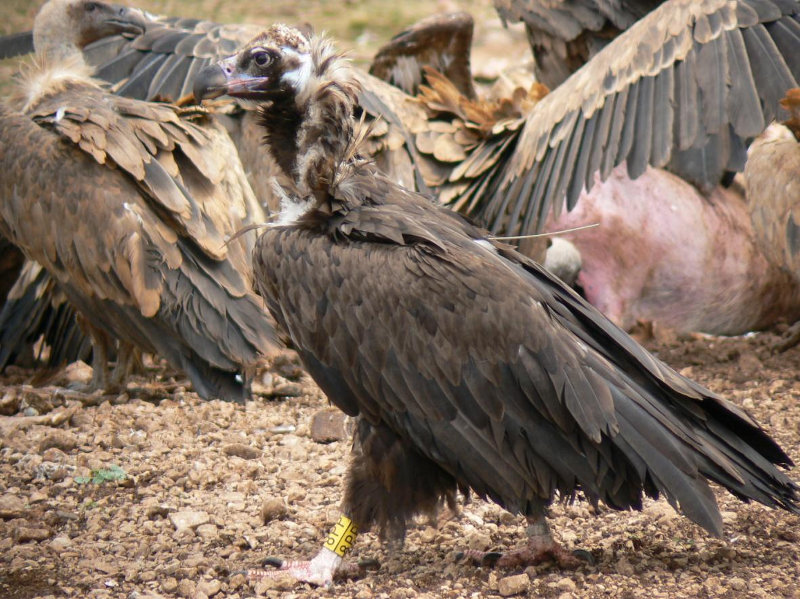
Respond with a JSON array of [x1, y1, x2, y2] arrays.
[[324, 515, 358, 557]]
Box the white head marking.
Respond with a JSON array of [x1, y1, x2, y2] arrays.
[[280, 46, 313, 92]]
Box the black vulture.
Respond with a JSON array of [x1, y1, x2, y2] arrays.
[[194, 24, 799, 586]]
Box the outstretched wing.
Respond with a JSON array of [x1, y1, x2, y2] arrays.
[[493, 0, 663, 87], [466, 0, 800, 235], [370, 11, 476, 98]]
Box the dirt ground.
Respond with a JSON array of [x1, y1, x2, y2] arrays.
[[1, 327, 800, 599]]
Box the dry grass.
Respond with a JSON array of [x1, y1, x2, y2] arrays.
[[0, 0, 504, 96]]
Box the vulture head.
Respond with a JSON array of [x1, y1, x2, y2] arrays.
[[33, 0, 146, 61], [193, 24, 314, 104], [194, 24, 360, 200]]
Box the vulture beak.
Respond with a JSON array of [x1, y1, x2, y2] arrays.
[[104, 4, 147, 36], [194, 56, 273, 102]]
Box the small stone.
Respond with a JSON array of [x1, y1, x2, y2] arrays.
[[160, 576, 178, 592], [467, 532, 492, 551], [39, 430, 78, 453], [556, 578, 576, 592], [644, 501, 677, 523], [13, 526, 51, 543], [615, 556, 635, 576], [557, 593, 574, 599], [253, 573, 297, 593], [145, 504, 171, 520], [28, 491, 48, 503], [169, 511, 210, 532], [310, 409, 349, 443], [737, 353, 762, 376], [49, 535, 73, 552], [720, 510, 737, 525], [228, 573, 246, 591], [260, 497, 288, 524], [223, 443, 261, 460], [487, 572, 499, 591], [270, 382, 304, 397], [729, 577, 747, 592], [419, 526, 437, 543], [0, 494, 26, 519], [63, 360, 93, 385], [196, 524, 218, 540], [355, 588, 373, 599], [197, 579, 222, 597], [498, 573, 529, 596], [177, 578, 196, 598]]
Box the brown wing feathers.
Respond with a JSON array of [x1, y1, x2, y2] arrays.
[[0, 71, 275, 399], [256, 193, 798, 536]]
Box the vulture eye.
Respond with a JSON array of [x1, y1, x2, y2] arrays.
[[253, 51, 272, 67], [85, 1, 99, 12]]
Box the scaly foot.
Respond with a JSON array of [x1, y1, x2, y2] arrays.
[[246, 548, 379, 588]]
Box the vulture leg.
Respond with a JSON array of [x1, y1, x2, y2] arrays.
[[248, 515, 377, 588], [110, 342, 141, 387], [459, 511, 586, 570], [88, 327, 111, 392], [775, 321, 800, 352]]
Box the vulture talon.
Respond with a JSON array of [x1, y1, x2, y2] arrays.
[[481, 552, 503, 567], [571, 549, 595, 566], [357, 557, 381, 571], [262, 556, 284, 568]]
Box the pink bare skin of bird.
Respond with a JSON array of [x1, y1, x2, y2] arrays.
[[544, 164, 800, 335]]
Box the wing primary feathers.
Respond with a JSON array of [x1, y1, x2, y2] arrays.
[[615, 79, 640, 171], [673, 49, 700, 151], [741, 24, 796, 124], [566, 107, 597, 207], [764, 16, 800, 82], [724, 28, 765, 138], [626, 75, 654, 180], [649, 67, 674, 169]]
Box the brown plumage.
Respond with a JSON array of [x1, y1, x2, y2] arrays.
[[369, 11, 476, 99], [195, 25, 799, 586], [746, 90, 800, 348], [9, 1, 800, 340], [0, 238, 24, 307], [5, 1, 800, 234], [0, 40, 277, 399], [26, 2, 421, 204], [493, 0, 663, 88], [0, 0, 147, 370]]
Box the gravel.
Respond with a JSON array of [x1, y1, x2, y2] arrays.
[[0, 328, 799, 598]]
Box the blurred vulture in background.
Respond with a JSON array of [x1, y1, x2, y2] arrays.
[[0, 0, 278, 400], [2, 0, 800, 341], [493, 0, 664, 89], [746, 89, 800, 348], [369, 11, 477, 98], [0, 0, 432, 373]]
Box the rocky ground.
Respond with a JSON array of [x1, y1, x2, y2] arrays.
[[1, 326, 800, 599]]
